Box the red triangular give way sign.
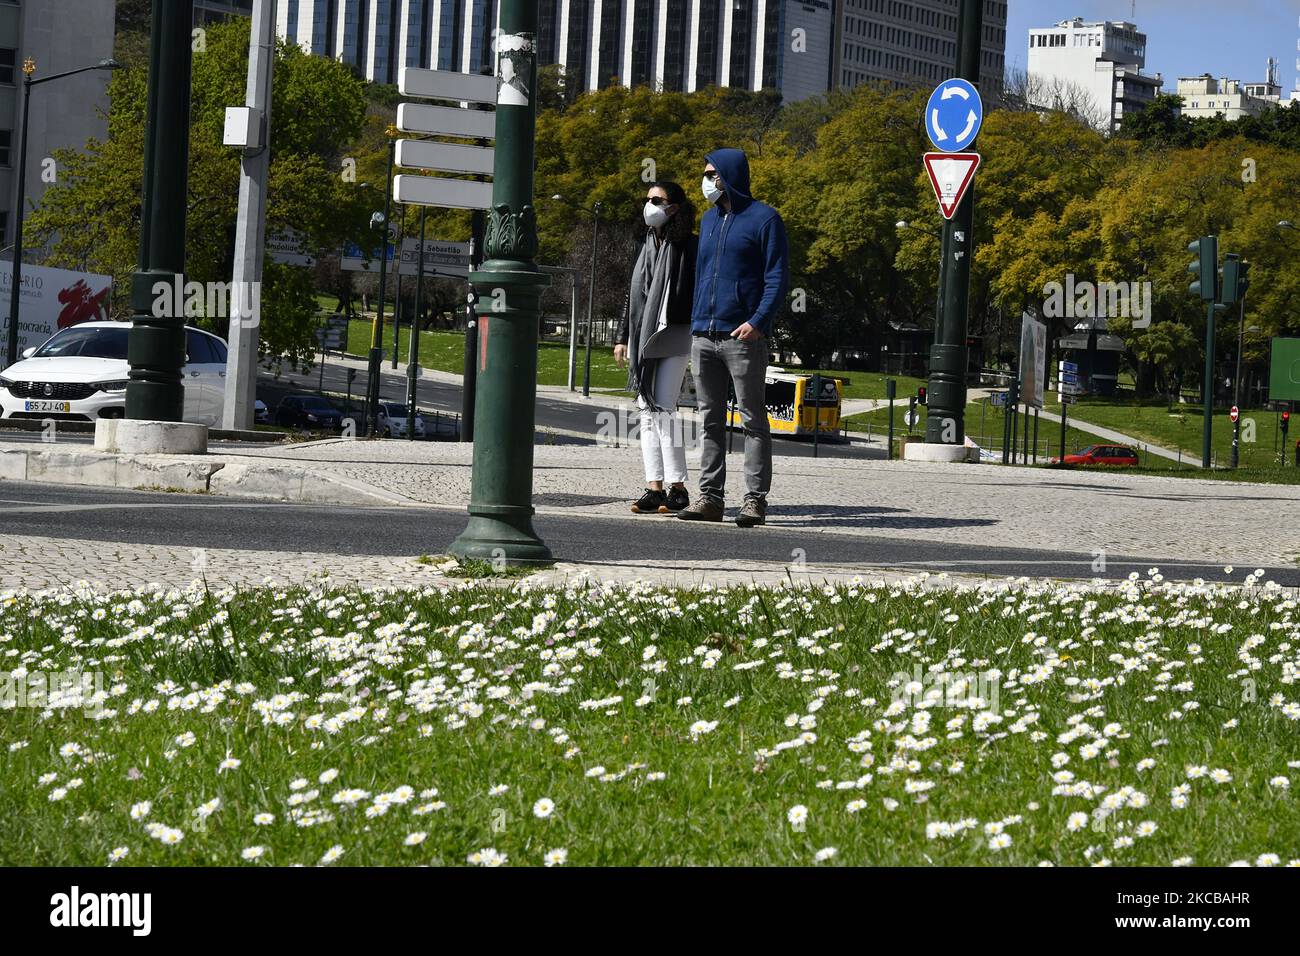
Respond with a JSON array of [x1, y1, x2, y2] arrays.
[[923, 152, 981, 219]]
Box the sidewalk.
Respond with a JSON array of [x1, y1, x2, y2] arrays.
[[5, 434, 1297, 568]]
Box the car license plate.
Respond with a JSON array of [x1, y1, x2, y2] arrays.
[[24, 400, 71, 413]]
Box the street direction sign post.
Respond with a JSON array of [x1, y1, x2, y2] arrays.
[[925, 78, 984, 152], [923, 152, 980, 220], [393, 175, 492, 210], [398, 67, 497, 104], [340, 241, 395, 272], [399, 238, 472, 278], [396, 139, 495, 176], [267, 230, 315, 268], [396, 102, 496, 139]]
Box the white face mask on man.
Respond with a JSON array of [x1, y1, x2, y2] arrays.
[[643, 200, 670, 229], [702, 174, 723, 204]]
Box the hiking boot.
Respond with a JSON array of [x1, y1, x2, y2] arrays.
[[735, 497, 767, 528], [658, 485, 690, 514], [631, 489, 668, 514], [677, 497, 724, 522]]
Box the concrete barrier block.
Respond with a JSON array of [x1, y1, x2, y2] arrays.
[[95, 419, 208, 455]]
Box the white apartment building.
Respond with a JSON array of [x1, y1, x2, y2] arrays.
[[1176, 74, 1273, 121], [834, 0, 1006, 94], [275, 0, 833, 102], [1027, 17, 1161, 132]]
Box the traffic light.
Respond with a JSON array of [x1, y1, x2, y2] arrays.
[[1187, 235, 1218, 301], [1235, 260, 1250, 302], [917, 386, 927, 406], [1219, 254, 1240, 307]]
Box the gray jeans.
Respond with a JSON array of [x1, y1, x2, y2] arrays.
[[691, 335, 772, 504]]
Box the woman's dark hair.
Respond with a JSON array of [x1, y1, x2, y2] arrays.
[[651, 180, 696, 241]]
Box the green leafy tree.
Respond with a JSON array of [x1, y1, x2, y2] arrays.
[[27, 18, 368, 366]]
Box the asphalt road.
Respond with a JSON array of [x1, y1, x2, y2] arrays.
[[258, 359, 883, 460], [2, 483, 1292, 586]]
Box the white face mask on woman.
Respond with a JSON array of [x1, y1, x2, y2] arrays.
[[643, 200, 670, 229], [702, 175, 723, 204]]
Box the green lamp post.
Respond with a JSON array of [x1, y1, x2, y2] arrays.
[[125, 0, 195, 421], [448, 1, 552, 564]]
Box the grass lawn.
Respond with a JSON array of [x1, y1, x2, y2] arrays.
[[1047, 398, 1295, 470], [840, 400, 1189, 468], [2, 576, 1297, 866], [343, 319, 629, 392]]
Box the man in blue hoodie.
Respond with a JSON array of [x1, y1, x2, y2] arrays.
[[678, 148, 789, 528]]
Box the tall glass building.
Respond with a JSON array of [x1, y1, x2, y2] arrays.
[[273, 0, 1004, 102]]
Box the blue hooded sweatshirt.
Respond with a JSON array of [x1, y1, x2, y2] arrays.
[[691, 148, 790, 337]]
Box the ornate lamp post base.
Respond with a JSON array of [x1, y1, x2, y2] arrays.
[[448, 259, 551, 564]]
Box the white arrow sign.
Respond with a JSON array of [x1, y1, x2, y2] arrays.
[[397, 102, 495, 139], [393, 175, 493, 210]]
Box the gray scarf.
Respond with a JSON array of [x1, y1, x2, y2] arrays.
[[625, 232, 682, 411]]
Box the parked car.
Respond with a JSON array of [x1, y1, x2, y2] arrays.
[[1053, 444, 1140, 467], [376, 402, 425, 439], [0, 321, 228, 426], [254, 399, 270, 425], [274, 394, 344, 431]]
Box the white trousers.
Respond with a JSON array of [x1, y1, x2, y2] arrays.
[[637, 351, 689, 485]]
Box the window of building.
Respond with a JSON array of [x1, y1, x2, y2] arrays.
[[0, 49, 14, 86], [0, 129, 10, 168]]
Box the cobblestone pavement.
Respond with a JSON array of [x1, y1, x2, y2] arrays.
[[220, 438, 1300, 567], [0, 533, 953, 593]]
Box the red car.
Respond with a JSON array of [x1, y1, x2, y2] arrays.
[[1053, 444, 1140, 467]]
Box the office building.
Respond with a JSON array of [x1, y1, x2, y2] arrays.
[[276, 0, 839, 102], [1027, 17, 1161, 132], [0, 0, 116, 249], [834, 0, 1006, 94]]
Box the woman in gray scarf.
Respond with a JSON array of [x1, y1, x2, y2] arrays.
[[614, 181, 698, 514]]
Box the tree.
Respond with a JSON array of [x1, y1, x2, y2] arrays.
[[27, 18, 368, 367]]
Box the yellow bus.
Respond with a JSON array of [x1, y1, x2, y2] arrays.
[[725, 369, 844, 436]]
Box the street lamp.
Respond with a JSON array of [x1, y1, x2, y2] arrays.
[[5, 57, 121, 367], [552, 194, 602, 397]]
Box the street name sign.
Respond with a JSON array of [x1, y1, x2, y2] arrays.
[[399, 238, 472, 278], [340, 241, 395, 272], [923, 152, 981, 220], [396, 139, 495, 177], [267, 230, 315, 268], [398, 67, 496, 105], [925, 78, 984, 152], [393, 175, 493, 210], [1059, 360, 1078, 374], [396, 102, 495, 140]]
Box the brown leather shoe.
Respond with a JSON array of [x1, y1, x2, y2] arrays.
[[677, 497, 724, 521], [735, 497, 767, 528]]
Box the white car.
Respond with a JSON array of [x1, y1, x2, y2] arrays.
[[0, 321, 229, 427], [376, 401, 425, 439]]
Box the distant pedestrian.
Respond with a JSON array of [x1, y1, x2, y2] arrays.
[[677, 148, 788, 528], [614, 181, 698, 514]]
